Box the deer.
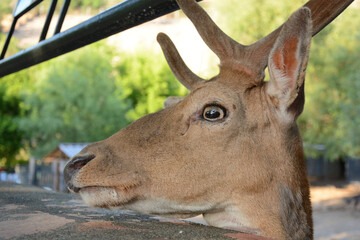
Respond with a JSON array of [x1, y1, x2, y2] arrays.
[[63, 0, 354, 239]]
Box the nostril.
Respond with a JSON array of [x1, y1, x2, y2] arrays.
[[71, 155, 96, 170], [64, 154, 95, 192]]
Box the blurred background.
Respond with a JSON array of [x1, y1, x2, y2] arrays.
[[0, 0, 359, 239]]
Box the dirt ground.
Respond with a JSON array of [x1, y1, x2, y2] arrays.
[[311, 182, 360, 240]]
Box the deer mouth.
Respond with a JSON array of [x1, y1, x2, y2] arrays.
[[66, 181, 111, 194], [64, 156, 143, 208], [69, 185, 112, 194], [74, 185, 139, 208], [65, 179, 82, 193]]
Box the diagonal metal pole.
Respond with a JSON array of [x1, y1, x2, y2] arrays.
[[0, 0, 202, 77], [54, 0, 71, 35], [0, 18, 18, 60], [39, 0, 58, 41]]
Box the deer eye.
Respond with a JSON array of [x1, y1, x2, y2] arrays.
[[203, 105, 226, 121]]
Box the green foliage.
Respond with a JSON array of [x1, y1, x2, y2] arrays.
[[71, 0, 106, 10], [0, 32, 21, 59], [0, 34, 30, 167], [18, 43, 131, 157], [212, 0, 307, 45], [114, 51, 187, 121], [2, 41, 186, 159], [0, 0, 14, 20], [299, 7, 360, 159], [0, 86, 23, 168], [70, 0, 122, 12]]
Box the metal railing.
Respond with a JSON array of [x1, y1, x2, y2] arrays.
[[0, 0, 201, 78]]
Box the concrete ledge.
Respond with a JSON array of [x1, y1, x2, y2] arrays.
[[0, 181, 271, 240]]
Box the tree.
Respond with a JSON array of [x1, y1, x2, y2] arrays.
[[0, 0, 14, 22], [2, 40, 187, 159], [19, 43, 131, 157], [212, 0, 307, 45], [114, 51, 188, 121], [0, 86, 23, 168], [299, 6, 360, 159]]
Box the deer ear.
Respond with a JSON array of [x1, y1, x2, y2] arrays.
[[266, 8, 312, 122]]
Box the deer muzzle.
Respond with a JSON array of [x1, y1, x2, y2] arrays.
[[64, 154, 95, 193]]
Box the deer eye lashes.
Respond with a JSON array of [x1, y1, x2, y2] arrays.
[[202, 104, 227, 122]]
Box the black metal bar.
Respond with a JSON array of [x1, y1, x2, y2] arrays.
[[39, 0, 58, 41], [13, 0, 44, 18], [0, 18, 18, 60], [54, 0, 71, 35], [1, 0, 44, 59], [0, 0, 201, 77]]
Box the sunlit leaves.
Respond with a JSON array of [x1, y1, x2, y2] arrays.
[[113, 51, 187, 121], [17, 43, 130, 157]]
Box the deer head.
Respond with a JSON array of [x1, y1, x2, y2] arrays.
[[64, 0, 353, 239]]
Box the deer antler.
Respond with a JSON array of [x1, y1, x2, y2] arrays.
[[157, 33, 204, 90], [158, 0, 354, 85], [156, 0, 246, 90], [176, 0, 245, 61]]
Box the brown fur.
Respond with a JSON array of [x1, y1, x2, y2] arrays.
[[64, 0, 352, 239]]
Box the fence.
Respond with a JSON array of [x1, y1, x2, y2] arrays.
[[2, 161, 67, 192]]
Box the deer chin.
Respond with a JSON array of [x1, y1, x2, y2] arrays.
[[123, 197, 215, 218], [203, 207, 261, 236], [78, 186, 138, 209], [80, 187, 213, 219]]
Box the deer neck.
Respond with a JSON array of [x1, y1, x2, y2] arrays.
[[264, 126, 313, 239], [230, 119, 313, 239]]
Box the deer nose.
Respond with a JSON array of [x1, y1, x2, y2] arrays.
[[64, 154, 95, 193]]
